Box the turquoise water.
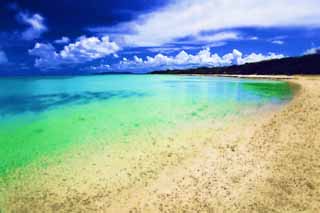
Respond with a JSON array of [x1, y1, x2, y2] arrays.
[[0, 75, 293, 178]]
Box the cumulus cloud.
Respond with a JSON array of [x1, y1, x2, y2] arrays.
[[304, 47, 320, 55], [54, 36, 70, 44], [28, 43, 61, 68], [29, 36, 120, 68], [17, 12, 47, 40], [112, 48, 284, 72], [90, 0, 320, 47], [0, 50, 8, 64]]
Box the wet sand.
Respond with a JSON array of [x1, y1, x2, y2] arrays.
[[1, 76, 320, 212]]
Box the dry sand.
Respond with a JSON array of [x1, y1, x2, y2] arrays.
[[1, 76, 320, 212]]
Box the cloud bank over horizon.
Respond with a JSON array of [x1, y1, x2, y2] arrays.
[[90, 48, 284, 72]]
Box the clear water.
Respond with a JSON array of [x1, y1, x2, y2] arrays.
[[0, 75, 293, 178]]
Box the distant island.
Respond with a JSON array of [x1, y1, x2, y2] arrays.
[[151, 54, 320, 75]]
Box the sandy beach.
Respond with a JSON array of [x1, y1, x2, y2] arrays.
[[1, 76, 319, 212]]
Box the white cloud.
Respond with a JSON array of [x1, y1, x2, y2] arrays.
[[304, 47, 320, 55], [29, 36, 120, 68], [0, 50, 8, 64], [29, 43, 60, 68], [18, 12, 47, 40], [147, 42, 226, 54], [272, 40, 285, 45], [59, 36, 120, 61], [194, 32, 241, 43], [54, 36, 70, 44], [239, 52, 284, 64], [170, 31, 241, 46], [112, 48, 284, 71], [90, 0, 320, 47]]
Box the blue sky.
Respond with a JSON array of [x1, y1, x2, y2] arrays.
[[0, 0, 320, 75]]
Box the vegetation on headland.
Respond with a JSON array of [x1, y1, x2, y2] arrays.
[[150, 54, 320, 75]]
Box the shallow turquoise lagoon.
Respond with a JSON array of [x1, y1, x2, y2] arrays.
[[0, 75, 293, 177]]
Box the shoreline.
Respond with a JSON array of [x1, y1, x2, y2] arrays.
[[243, 76, 320, 212], [188, 74, 296, 80], [1, 76, 319, 212]]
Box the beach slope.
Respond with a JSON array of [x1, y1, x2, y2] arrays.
[[108, 76, 320, 212]]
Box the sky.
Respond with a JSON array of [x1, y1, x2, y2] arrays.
[[0, 0, 320, 75]]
